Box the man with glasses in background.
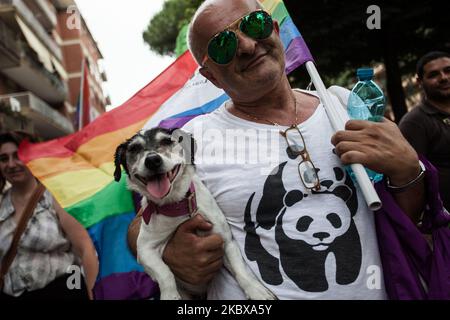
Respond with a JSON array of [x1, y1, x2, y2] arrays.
[[129, 0, 427, 299]]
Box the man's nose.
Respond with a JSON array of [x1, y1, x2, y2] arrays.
[[439, 71, 449, 82], [236, 31, 256, 57]]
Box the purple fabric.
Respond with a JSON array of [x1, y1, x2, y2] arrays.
[[159, 115, 197, 130], [285, 37, 314, 75], [375, 156, 450, 300], [93, 271, 159, 300]]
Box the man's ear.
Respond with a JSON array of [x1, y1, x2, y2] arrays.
[[200, 66, 222, 89], [273, 20, 280, 35], [416, 76, 423, 88], [114, 142, 128, 182]]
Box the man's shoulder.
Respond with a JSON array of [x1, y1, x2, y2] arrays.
[[294, 86, 350, 108], [295, 85, 350, 98], [399, 105, 431, 142], [328, 85, 351, 97], [399, 105, 427, 126], [328, 86, 351, 108]]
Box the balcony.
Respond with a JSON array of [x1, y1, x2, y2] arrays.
[[1, 39, 67, 103], [50, 0, 74, 10], [23, 0, 57, 31], [0, 0, 62, 61], [0, 18, 20, 68], [101, 70, 107, 82], [0, 91, 74, 138]]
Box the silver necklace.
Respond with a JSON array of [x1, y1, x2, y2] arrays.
[[233, 95, 298, 127]]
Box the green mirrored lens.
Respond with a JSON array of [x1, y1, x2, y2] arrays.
[[208, 31, 238, 65], [240, 11, 273, 39]]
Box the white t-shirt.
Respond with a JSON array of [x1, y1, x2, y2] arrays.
[[182, 87, 387, 300]]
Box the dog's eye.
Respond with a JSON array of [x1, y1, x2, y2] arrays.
[[128, 144, 143, 153], [161, 138, 173, 146]]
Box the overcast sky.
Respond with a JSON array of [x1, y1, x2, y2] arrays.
[[75, 0, 175, 109]]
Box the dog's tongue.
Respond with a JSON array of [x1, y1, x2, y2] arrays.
[[146, 174, 171, 199]]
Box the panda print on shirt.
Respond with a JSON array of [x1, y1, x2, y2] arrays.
[[244, 148, 362, 292]]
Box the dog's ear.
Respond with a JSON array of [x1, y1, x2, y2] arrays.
[[171, 129, 197, 165], [114, 142, 128, 182], [167, 127, 178, 135], [188, 133, 197, 165]]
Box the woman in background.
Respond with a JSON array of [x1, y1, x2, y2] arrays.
[[0, 132, 98, 300]]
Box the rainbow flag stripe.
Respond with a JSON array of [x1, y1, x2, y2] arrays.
[[19, 0, 312, 299]]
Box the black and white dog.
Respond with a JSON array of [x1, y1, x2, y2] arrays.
[[114, 127, 276, 300]]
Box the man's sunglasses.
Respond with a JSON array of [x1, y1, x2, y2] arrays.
[[202, 10, 273, 66]]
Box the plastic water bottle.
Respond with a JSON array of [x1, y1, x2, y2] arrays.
[[346, 68, 385, 184]]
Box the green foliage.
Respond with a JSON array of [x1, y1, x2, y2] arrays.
[[284, 0, 448, 120], [143, 0, 204, 56], [285, 0, 448, 87]]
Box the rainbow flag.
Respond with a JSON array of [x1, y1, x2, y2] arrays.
[[19, 0, 313, 300]]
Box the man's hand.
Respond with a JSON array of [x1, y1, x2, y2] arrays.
[[331, 118, 424, 222], [331, 119, 420, 183], [163, 214, 224, 286]]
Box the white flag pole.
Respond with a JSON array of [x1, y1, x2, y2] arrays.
[[78, 59, 85, 131], [305, 61, 382, 211]]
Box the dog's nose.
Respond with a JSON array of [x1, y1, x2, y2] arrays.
[[313, 232, 330, 241], [145, 154, 163, 170]]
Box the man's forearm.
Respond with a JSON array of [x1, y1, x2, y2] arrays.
[[127, 214, 141, 257], [391, 180, 425, 224]]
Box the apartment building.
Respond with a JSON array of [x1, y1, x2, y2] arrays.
[[0, 0, 109, 139]]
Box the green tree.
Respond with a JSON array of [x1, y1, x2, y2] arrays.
[[285, 0, 449, 121], [143, 0, 203, 56]]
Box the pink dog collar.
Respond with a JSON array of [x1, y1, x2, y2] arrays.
[[142, 183, 197, 225]]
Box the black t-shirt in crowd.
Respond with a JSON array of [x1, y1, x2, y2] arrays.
[[399, 100, 450, 210]]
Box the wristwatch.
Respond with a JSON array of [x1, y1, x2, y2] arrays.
[[385, 160, 426, 193]]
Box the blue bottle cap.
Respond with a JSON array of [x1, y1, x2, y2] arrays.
[[357, 68, 374, 81]]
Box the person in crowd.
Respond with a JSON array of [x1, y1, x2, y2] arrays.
[[129, 0, 446, 299], [400, 51, 450, 210], [0, 131, 98, 300]]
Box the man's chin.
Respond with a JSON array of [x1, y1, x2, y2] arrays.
[[426, 90, 450, 102], [438, 87, 450, 97]]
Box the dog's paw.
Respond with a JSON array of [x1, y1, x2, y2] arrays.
[[160, 291, 182, 300], [244, 283, 277, 300]]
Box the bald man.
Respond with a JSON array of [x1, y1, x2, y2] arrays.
[[129, 0, 425, 299]]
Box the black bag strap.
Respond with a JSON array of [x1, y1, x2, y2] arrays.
[[0, 182, 46, 290]]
